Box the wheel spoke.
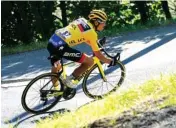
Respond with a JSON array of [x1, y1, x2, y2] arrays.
[[106, 81, 116, 88], [22, 73, 63, 114], [27, 96, 40, 108], [106, 82, 109, 92], [84, 62, 125, 99], [26, 94, 39, 102]]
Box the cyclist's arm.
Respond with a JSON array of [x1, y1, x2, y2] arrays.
[[86, 31, 112, 64], [94, 50, 111, 64], [88, 38, 112, 64]]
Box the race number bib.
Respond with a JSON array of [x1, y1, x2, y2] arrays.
[[56, 29, 71, 39]]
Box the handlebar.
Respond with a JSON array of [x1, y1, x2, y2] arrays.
[[100, 48, 120, 61], [98, 36, 121, 61]]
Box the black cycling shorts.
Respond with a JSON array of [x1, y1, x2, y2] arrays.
[[47, 43, 86, 66]]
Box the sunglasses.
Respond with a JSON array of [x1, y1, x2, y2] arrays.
[[97, 19, 106, 24]]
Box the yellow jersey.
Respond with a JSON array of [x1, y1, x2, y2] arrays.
[[55, 18, 99, 51]]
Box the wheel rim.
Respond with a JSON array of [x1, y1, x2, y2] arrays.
[[83, 63, 125, 98], [22, 74, 62, 113]]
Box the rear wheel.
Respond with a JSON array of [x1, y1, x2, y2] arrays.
[[82, 61, 125, 99], [21, 73, 64, 114]]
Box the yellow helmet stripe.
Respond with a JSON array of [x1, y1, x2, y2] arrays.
[[89, 9, 107, 22], [92, 10, 107, 19]]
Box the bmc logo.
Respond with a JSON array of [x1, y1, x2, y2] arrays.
[[63, 52, 81, 57]]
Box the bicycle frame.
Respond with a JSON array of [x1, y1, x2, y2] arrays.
[[22, 37, 125, 114], [56, 37, 121, 86], [60, 55, 107, 85]]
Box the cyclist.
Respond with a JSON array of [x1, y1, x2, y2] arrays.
[[47, 9, 116, 96]]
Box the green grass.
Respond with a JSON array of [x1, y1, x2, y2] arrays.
[[36, 73, 176, 128], [2, 18, 176, 57], [99, 18, 176, 38], [1, 41, 48, 56]]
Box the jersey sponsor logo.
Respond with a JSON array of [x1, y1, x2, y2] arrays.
[[76, 19, 91, 32], [78, 38, 85, 42], [63, 52, 81, 57], [56, 29, 71, 39], [49, 34, 66, 47], [69, 38, 85, 45], [60, 31, 71, 39], [58, 46, 64, 50], [69, 40, 76, 44]]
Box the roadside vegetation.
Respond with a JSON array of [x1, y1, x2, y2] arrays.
[[36, 73, 176, 128], [2, 1, 176, 56], [1, 41, 48, 56], [2, 18, 176, 57]]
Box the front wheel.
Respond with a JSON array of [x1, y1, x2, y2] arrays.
[[21, 73, 64, 114], [82, 61, 125, 99]]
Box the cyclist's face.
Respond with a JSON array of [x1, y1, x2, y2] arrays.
[[97, 22, 106, 31]]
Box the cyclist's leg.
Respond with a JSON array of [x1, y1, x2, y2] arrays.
[[62, 45, 94, 79], [51, 61, 62, 74], [47, 33, 67, 74], [47, 43, 62, 88], [73, 54, 94, 78], [48, 43, 93, 98]]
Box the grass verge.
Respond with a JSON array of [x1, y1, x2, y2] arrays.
[[99, 18, 176, 38], [36, 73, 176, 128], [1, 41, 48, 56]]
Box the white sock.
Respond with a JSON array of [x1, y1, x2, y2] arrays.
[[66, 74, 78, 88]]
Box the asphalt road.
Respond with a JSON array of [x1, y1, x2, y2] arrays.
[[1, 24, 176, 128]]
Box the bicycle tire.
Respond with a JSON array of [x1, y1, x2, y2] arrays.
[[82, 61, 125, 99], [21, 73, 64, 114]]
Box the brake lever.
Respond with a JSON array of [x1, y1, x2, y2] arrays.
[[99, 47, 121, 61], [115, 53, 120, 61]]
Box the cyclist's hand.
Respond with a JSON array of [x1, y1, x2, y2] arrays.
[[108, 58, 116, 67]]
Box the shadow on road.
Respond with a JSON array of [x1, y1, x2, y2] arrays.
[[2, 31, 176, 127], [2, 25, 176, 128], [76, 32, 176, 91], [12, 108, 70, 128], [7, 99, 97, 128], [4, 98, 68, 125], [122, 32, 176, 65], [1, 25, 176, 80]]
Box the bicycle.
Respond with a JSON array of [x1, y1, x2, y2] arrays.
[[21, 37, 126, 114]]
